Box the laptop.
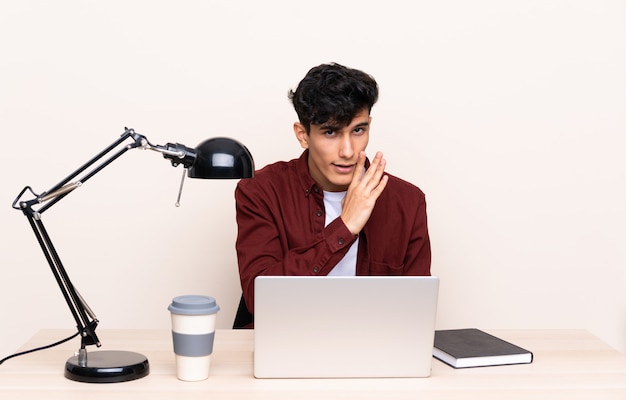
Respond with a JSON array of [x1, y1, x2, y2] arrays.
[[253, 275, 439, 378]]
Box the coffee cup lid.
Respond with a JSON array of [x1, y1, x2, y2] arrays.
[[168, 295, 220, 315]]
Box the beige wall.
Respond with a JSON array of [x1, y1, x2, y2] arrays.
[[1, 0, 624, 360]]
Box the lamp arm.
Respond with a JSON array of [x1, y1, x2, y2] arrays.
[[23, 209, 101, 351], [11, 128, 178, 352], [13, 128, 146, 214]]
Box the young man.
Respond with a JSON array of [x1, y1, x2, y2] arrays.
[[234, 63, 431, 327]]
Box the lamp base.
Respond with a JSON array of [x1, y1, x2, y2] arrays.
[[65, 350, 149, 383]]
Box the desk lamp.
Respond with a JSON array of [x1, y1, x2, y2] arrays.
[[11, 128, 254, 383]]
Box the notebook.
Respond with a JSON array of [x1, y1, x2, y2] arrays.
[[253, 275, 440, 378]]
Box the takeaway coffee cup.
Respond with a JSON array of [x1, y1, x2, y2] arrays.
[[168, 295, 220, 381]]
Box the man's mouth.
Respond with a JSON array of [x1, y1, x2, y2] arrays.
[[332, 163, 355, 174]]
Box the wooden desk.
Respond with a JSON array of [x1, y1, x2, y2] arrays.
[[1, 329, 625, 399]]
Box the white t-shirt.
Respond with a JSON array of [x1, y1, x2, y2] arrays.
[[323, 191, 358, 276]]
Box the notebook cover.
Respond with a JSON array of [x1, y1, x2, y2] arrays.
[[433, 328, 533, 368]]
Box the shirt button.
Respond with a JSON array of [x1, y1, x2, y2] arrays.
[[313, 266, 319, 273], [313, 187, 320, 194], [338, 238, 345, 245], [316, 210, 323, 217]]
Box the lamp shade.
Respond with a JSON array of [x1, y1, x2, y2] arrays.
[[188, 137, 254, 179]]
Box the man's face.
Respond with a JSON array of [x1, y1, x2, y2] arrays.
[[294, 108, 371, 192]]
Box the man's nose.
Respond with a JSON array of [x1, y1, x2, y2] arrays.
[[339, 135, 354, 158]]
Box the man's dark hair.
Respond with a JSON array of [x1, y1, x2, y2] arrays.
[[288, 63, 379, 133]]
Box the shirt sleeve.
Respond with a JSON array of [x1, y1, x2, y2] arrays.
[[234, 180, 356, 314]]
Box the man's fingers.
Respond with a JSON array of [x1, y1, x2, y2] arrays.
[[349, 151, 367, 187], [364, 152, 386, 191], [349, 151, 387, 196], [372, 173, 389, 197]]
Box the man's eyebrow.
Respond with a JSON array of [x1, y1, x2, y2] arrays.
[[320, 120, 369, 131], [319, 123, 341, 131]]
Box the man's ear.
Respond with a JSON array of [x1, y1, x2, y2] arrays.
[[293, 122, 309, 149]]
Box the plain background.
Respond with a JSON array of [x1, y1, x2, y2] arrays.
[[1, 1, 624, 361]]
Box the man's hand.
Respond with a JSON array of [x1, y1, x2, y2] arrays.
[[340, 151, 389, 235]]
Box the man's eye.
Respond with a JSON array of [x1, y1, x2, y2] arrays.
[[324, 130, 336, 136]]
